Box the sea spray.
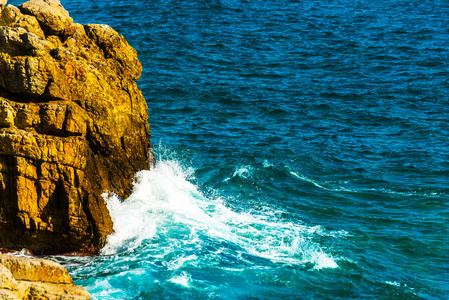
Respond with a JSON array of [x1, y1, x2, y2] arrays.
[[102, 158, 338, 269], [61, 157, 343, 298]]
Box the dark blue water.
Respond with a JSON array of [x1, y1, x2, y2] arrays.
[[10, 0, 449, 298]]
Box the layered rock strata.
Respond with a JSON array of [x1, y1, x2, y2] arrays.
[[0, 0, 154, 254], [0, 254, 90, 299]]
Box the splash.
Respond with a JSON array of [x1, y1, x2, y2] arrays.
[[102, 159, 338, 270], [224, 165, 254, 182], [169, 272, 192, 287]]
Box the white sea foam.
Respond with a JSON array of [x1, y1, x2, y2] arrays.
[[290, 171, 335, 191], [233, 165, 252, 178], [378, 188, 448, 199], [384, 281, 418, 296], [290, 171, 356, 193], [290, 169, 446, 199], [102, 159, 339, 270], [167, 255, 198, 270], [262, 159, 272, 168], [169, 272, 191, 287], [385, 281, 406, 287], [224, 165, 253, 182]]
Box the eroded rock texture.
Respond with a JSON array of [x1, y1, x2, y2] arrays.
[[0, 0, 154, 254]]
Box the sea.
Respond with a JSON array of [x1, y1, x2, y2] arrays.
[[9, 0, 449, 298]]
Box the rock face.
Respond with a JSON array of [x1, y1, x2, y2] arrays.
[[0, 0, 154, 254], [0, 254, 90, 299]]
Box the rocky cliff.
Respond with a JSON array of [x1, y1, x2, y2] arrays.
[[0, 254, 90, 299], [0, 0, 154, 254]]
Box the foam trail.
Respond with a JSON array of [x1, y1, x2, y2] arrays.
[[290, 171, 334, 191], [102, 159, 338, 269]]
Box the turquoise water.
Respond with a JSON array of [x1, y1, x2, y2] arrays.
[[9, 0, 449, 298]]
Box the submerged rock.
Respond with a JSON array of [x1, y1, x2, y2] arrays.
[[0, 254, 90, 299], [0, 0, 154, 254]]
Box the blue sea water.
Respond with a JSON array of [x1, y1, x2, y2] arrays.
[[9, 0, 449, 298]]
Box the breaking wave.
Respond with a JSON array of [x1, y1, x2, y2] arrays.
[[102, 159, 339, 270]]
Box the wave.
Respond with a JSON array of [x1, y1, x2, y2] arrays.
[[289, 170, 448, 199], [224, 165, 254, 181], [101, 158, 338, 270]]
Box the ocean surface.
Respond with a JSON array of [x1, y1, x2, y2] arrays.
[[9, 0, 449, 298]]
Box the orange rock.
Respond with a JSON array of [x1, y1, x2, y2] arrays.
[[0, 1, 154, 254], [0, 254, 91, 299]]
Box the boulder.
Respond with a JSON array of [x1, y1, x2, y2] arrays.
[[18, 0, 72, 35], [0, 1, 154, 254], [0, 254, 90, 299]]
